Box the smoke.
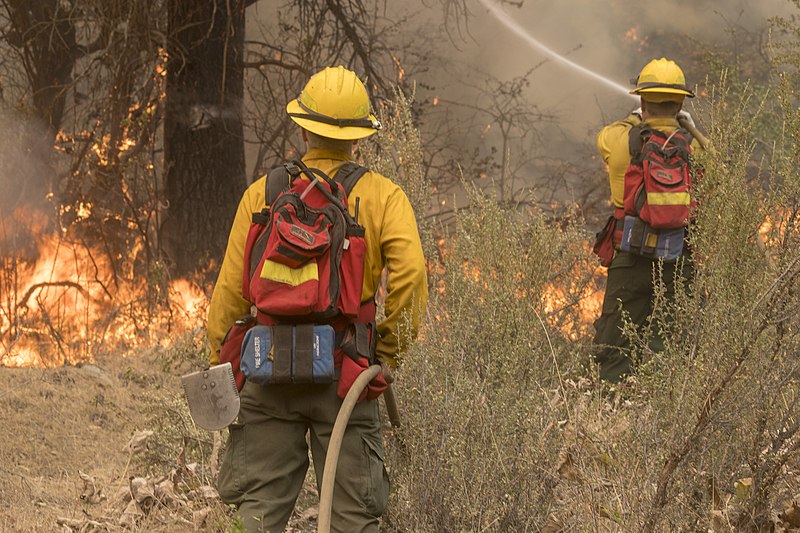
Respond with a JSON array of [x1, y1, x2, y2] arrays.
[[449, 0, 792, 134], [0, 109, 56, 261], [0, 110, 53, 216], [243, 0, 793, 195]]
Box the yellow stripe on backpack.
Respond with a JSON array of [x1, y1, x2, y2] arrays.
[[261, 259, 318, 286], [646, 192, 691, 206]]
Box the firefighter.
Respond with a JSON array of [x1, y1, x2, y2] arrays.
[[207, 66, 428, 532], [593, 58, 698, 383]]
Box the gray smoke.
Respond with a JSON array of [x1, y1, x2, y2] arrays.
[[442, 0, 791, 135], [0, 110, 54, 216]]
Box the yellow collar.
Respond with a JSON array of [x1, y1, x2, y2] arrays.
[[302, 148, 355, 162], [644, 117, 680, 129]]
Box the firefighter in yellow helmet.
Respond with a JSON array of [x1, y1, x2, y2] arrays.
[[208, 66, 428, 532], [593, 58, 699, 383]]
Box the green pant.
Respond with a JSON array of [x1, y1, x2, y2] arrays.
[[217, 379, 390, 533], [593, 251, 693, 382]]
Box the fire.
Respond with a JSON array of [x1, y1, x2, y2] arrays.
[[624, 26, 648, 51], [541, 259, 605, 339], [391, 55, 405, 82], [758, 208, 800, 255], [0, 45, 197, 369], [0, 208, 209, 368], [169, 279, 207, 320], [59, 201, 93, 224], [447, 238, 604, 339]]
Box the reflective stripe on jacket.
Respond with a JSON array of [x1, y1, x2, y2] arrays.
[[207, 147, 428, 367]]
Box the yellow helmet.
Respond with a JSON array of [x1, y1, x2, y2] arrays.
[[630, 58, 695, 102], [286, 66, 381, 140]]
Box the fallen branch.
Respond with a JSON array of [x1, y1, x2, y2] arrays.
[[16, 281, 87, 311]]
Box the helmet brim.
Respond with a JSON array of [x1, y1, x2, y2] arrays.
[[630, 86, 695, 98], [286, 99, 379, 140]]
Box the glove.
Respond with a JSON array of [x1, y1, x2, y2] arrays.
[[631, 107, 642, 120], [338, 355, 388, 402], [677, 110, 695, 129]]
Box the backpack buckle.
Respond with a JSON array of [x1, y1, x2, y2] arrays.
[[284, 162, 302, 179]]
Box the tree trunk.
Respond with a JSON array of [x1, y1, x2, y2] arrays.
[[2, 0, 79, 207], [5, 0, 77, 137], [163, 0, 246, 276]]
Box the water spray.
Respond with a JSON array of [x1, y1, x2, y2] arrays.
[[477, 0, 714, 152], [476, 0, 636, 99]]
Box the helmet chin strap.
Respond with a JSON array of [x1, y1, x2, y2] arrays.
[[289, 100, 382, 130]]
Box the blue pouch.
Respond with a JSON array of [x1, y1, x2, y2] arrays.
[[620, 215, 684, 261], [240, 324, 335, 384]]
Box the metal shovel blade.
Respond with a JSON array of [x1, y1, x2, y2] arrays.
[[181, 362, 240, 431]]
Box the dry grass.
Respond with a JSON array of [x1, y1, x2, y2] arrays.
[[377, 80, 800, 532]]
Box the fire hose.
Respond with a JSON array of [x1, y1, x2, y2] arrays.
[[318, 365, 399, 533]]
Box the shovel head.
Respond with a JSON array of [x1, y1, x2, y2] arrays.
[[181, 363, 240, 431]]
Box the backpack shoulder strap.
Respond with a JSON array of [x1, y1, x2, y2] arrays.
[[332, 162, 369, 197], [265, 163, 299, 207], [677, 127, 694, 147], [628, 124, 650, 159]]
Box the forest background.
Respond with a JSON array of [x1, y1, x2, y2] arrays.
[[2, 0, 800, 531]]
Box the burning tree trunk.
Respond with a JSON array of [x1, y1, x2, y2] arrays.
[[163, 0, 246, 276]]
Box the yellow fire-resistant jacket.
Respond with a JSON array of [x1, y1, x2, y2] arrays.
[[596, 114, 700, 208], [207, 148, 428, 368]]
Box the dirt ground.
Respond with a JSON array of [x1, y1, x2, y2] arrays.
[[1, 347, 203, 532], [0, 346, 319, 533]]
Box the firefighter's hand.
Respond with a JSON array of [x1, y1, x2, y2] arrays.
[[677, 110, 695, 129], [631, 107, 642, 120], [380, 362, 395, 384]]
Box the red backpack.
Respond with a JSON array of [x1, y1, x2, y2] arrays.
[[623, 124, 694, 229], [220, 160, 387, 400]]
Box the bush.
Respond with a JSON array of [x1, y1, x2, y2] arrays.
[[380, 73, 800, 532]]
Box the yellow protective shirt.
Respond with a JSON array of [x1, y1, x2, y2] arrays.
[[207, 148, 428, 367], [596, 114, 698, 208]]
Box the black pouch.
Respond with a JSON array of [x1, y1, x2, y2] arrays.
[[271, 325, 293, 383], [340, 323, 373, 362], [621, 215, 646, 255], [292, 324, 314, 382]]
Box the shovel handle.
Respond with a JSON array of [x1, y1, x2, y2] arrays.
[[678, 116, 716, 156], [383, 385, 401, 428]]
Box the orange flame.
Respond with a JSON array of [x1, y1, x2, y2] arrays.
[[0, 208, 208, 368], [623, 26, 648, 52]]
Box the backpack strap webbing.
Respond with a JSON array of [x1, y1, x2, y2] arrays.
[[628, 124, 648, 161], [628, 124, 694, 160], [263, 161, 367, 208], [264, 164, 298, 208], [332, 162, 369, 197]]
